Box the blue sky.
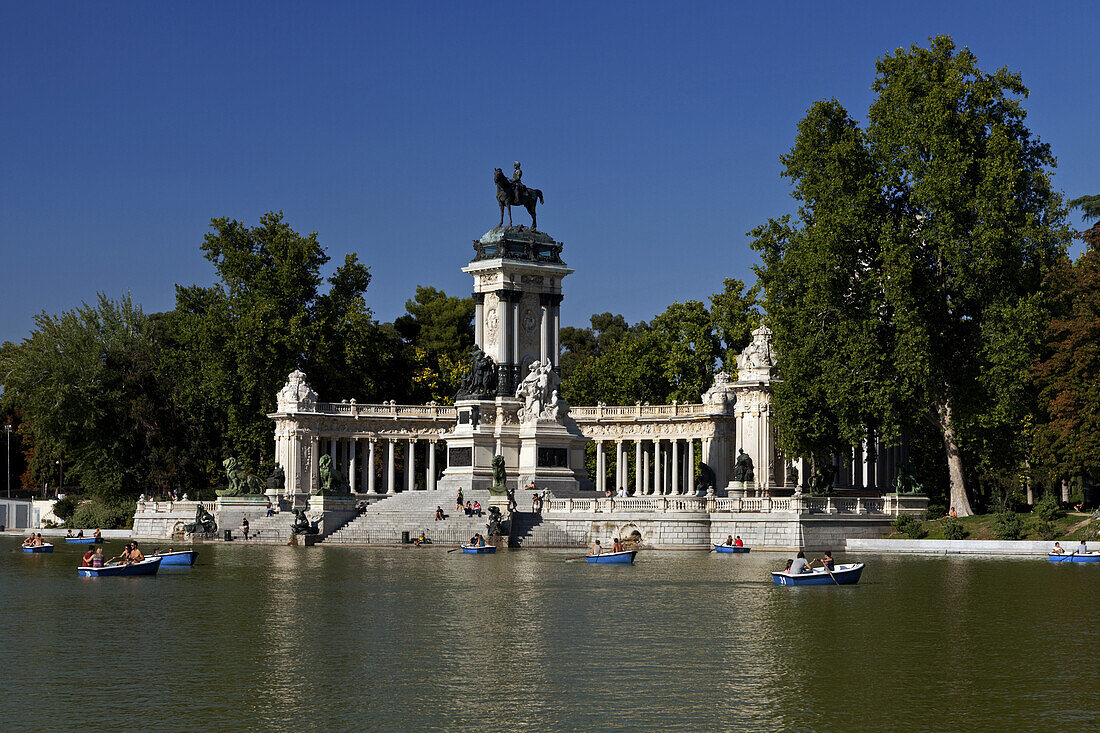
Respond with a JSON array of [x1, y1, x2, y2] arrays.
[[1, 1, 1097, 344]]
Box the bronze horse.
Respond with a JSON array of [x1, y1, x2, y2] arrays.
[[494, 168, 543, 229]]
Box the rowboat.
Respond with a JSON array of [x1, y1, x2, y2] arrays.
[[462, 545, 496, 554], [714, 544, 750, 554], [1048, 552, 1100, 563], [772, 562, 863, 586], [64, 537, 103, 544], [156, 550, 198, 566], [586, 550, 637, 564], [22, 543, 54, 553], [77, 557, 161, 577]]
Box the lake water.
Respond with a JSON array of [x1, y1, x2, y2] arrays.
[[1, 538, 1096, 731]]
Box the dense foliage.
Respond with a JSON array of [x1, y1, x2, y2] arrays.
[[751, 36, 1070, 515]]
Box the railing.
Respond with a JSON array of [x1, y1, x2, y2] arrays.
[[569, 403, 710, 420], [312, 402, 458, 419], [543, 493, 927, 517]]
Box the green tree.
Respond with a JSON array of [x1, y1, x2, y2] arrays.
[[393, 286, 475, 403], [0, 295, 184, 499], [709, 278, 761, 369], [752, 37, 1069, 515], [651, 300, 720, 402], [163, 211, 395, 484]]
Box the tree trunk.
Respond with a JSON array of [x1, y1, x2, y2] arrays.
[[937, 400, 974, 517]]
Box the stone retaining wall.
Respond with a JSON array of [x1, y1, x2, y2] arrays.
[[844, 538, 1081, 555]]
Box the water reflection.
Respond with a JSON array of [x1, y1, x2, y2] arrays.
[[1, 540, 1096, 730]]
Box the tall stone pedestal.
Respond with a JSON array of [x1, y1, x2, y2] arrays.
[[214, 495, 270, 534], [306, 494, 358, 536]]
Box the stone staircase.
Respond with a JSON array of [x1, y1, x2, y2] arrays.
[[322, 489, 551, 545]]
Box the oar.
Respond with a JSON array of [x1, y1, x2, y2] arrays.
[[812, 558, 840, 585], [447, 547, 464, 553], [1058, 550, 1078, 562], [564, 554, 590, 562]]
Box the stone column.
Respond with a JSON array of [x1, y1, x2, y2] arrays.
[[511, 296, 521, 367], [346, 439, 355, 493], [643, 442, 651, 495], [386, 440, 396, 494], [474, 293, 485, 350], [552, 302, 561, 369], [309, 436, 321, 493], [688, 438, 695, 494], [367, 438, 377, 494], [652, 439, 661, 494], [634, 441, 642, 495], [539, 295, 551, 363], [671, 439, 680, 495], [407, 438, 416, 491], [615, 441, 624, 493], [596, 441, 605, 494], [428, 441, 437, 490]]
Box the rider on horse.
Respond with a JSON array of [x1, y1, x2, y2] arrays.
[[511, 161, 527, 204]]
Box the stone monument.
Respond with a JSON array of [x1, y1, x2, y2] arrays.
[[438, 168, 589, 495]]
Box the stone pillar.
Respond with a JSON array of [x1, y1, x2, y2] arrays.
[[474, 293, 485, 349], [511, 296, 521, 367], [552, 304, 561, 369], [386, 440, 396, 494], [653, 439, 662, 495], [615, 441, 624, 493], [309, 436, 320, 493], [688, 438, 695, 494], [634, 440, 642, 495], [406, 438, 416, 491], [428, 441, 437, 490], [367, 435, 376, 493], [671, 439, 680, 495], [596, 441, 605, 494], [348, 439, 357, 493], [539, 296, 551, 363]]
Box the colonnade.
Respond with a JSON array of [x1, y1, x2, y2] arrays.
[[279, 434, 446, 496], [590, 438, 713, 495]]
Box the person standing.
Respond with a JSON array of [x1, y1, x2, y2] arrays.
[[241, 517, 250, 540]]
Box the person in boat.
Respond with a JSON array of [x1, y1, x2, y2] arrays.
[[469, 534, 478, 546], [67, 529, 74, 537], [789, 551, 811, 574], [1051, 542, 1064, 555], [477, 534, 486, 548], [814, 551, 835, 571], [109, 543, 132, 565], [34, 533, 44, 547], [24, 531, 35, 546], [723, 535, 734, 546], [76, 529, 84, 538], [1078, 540, 1089, 555], [81, 548, 96, 567], [734, 536, 744, 547], [93, 528, 102, 539], [612, 537, 624, 552], [590, 539, 602, 556], [128, 541, 145, 564], [92, 547, 105, 568], [784, 558, 794, 572]]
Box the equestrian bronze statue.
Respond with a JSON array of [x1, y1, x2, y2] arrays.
[[494, 165, 544, 229]]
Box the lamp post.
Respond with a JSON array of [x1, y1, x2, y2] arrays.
[[4, 424, 11, 499]]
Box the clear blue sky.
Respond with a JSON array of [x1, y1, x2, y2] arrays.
[[1, 1, 1097, 345]]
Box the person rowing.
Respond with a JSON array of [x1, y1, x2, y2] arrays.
[[788, 551, 811, 574], [589, 539, 603, 557], [724, 535, 734, 546], [612, 537, 624, 552], [127, 541, 145, 564], [108, 543, 133, 565], [812, 550, 835, 571], [1051, 542, 1064, 555]]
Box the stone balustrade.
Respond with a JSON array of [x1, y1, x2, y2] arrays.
[[543, 494, 926, 517], [570, 403, 709, 419], [313, 402, 457, 419]]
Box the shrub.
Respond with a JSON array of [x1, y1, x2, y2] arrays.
[[52, 495, 78, 522], [992, 511, 1023, 540], [70, 500, 136, 530], [926, 503, 947, 519], [893, 514, 926, 539], [942, 517, 968, 540], [1034, 494, 1065, 523], [1031, 519, 1057, 541]]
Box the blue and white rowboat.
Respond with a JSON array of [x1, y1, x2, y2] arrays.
[[714, 544, 751, 554], [156, 550, 198, 566], [77, 557, 161, 577], [64, 537, 103, 544], [1048, 552, 1100, 563], [462, 545, 496, 554], [586, 550, 637, 564], [772, 562, 863, 586], [22, 543, 54, 553]]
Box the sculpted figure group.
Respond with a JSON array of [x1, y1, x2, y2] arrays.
[[515, 358, 566, 423], [456, 347, 498, 400]]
